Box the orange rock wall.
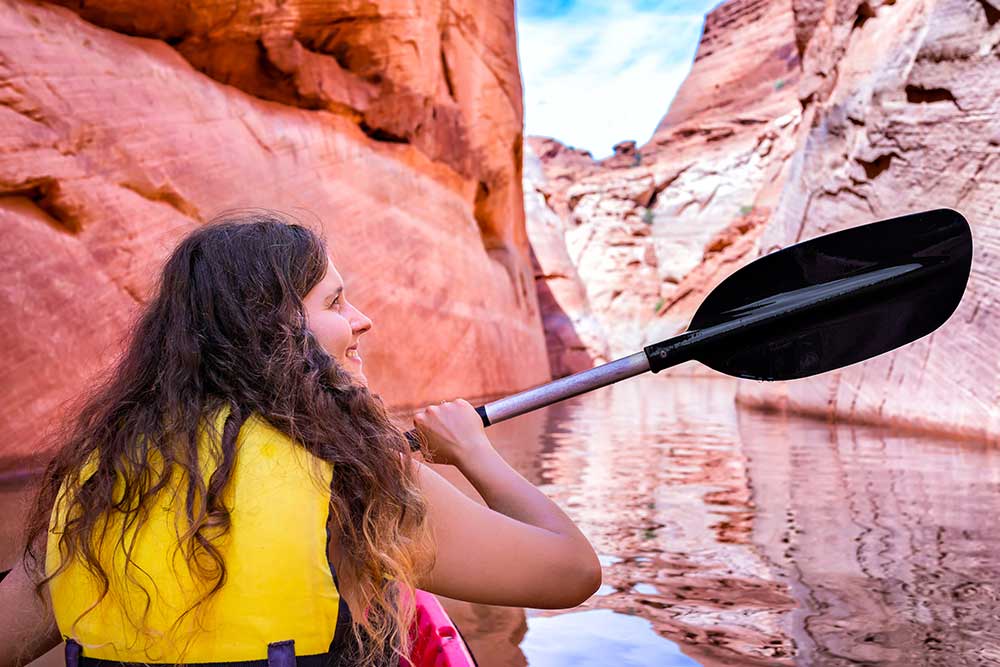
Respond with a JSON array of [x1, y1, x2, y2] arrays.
[[0, 0, 549, 473]]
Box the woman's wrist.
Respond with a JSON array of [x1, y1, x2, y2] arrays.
[[451, 437, 499, 471]]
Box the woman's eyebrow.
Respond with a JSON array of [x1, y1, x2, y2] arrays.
[[329, 286, 344, 300]]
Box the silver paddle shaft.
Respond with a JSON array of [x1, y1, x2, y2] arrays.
[[480, 351, 650, 425]]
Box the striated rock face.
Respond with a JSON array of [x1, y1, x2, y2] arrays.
[[527, 0, 998, 439], [0, 0, 548, 473], [736, 0, 1000, 441], [526, 0, 804, 366], [523, 144, 610, 376]]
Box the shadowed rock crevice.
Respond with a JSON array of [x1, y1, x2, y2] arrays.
[[49, 0, 190, 42], [853, 2, 876, 31], [641, 166, 691, 210], [440, 45, 457, 101], [856, 152, 897, 180], [0, 91, 49, 126], [792, 0, 825, 58], [0, 179, 79, 233], [474, 175, 531, 309], [118, 181, 201, 220], [358, 121, 410, 144], [172, 37, 329, 112], [473, 180, 497, 248], [905, 84, 960, 108], [976, 0, 1000, 26]]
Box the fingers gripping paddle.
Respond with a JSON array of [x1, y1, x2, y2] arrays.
[[406, 208, 972, 450]]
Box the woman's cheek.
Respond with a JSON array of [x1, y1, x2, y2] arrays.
[[313, 321, 336, 355], [328, 316, 353, 353]]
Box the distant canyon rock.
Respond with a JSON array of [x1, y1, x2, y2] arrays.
[[526, 0, 804, 370], [0, 0, 548, 472], [526, 0, 999, 440]]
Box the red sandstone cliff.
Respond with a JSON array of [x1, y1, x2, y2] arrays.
[[0, 0, 548, 473], [526, 0, 999, 439]]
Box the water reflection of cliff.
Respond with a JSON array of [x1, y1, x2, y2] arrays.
[[442, 375, 1000, 666], [446, 376, 796, 667], [740, 408, 1000, 666]]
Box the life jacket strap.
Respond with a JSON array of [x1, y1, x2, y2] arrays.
[[64, 639, 335, 667], [65, 638, 81, 667]]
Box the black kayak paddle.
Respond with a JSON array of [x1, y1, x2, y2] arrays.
[[406, 208, 972, 450]]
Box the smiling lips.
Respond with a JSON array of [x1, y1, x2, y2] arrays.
[[345, 345, 361, 363]]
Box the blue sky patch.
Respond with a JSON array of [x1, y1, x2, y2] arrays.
[[516, 0, 722, 158]]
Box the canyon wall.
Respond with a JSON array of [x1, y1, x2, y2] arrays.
[[526, 0, 999, 439], [736, 0, 1000, 441], [523, 144, 611, 376], [526, 0, 805, 368], [0, 0, 548, 474]]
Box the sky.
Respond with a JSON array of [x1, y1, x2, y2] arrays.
[[516, 0, 722, 158]]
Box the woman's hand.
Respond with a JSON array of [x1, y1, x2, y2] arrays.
[[412, 399, 491, 467], [410, 400, 602, 609]]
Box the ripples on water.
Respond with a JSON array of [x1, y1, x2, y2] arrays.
[[7, 376, 1000, 666], [437, 375, 1000, 666]]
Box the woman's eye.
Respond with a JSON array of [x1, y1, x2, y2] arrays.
[[330, 296, 342, 309]]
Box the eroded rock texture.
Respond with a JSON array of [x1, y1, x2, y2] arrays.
[[523, 144, 611, 376], [528, 0, 999, 439], [0, 0, 548, 472], [736, 0, 1000, 441]]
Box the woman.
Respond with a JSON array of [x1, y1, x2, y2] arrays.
[[0, 211, 601, 667]]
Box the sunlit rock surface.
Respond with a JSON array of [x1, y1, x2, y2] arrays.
[[523, 144, 610, 376], [0, 0, 547, 474], [736, 0, 1000, 441], [526, 0, 999, 439], [525, 0, 803, 364]]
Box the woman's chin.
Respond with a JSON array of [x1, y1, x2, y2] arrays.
[[351, 371, 368, 388]]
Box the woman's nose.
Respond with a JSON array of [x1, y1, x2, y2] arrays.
[[354, 309, 373, 335]]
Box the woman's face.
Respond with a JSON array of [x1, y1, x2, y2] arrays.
[[302, 257, 373, 386]]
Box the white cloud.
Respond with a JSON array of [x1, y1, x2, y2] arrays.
[[517, 1, 717, 158]]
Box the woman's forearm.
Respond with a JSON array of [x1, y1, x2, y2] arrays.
[[0, 559, 61, 667], [422, 461, 488, 507], [454, 439, 591, 548]]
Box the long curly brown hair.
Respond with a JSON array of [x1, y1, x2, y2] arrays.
[[22, 210, 432, 667]]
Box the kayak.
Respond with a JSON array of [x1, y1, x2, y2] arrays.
[[0, 569, 475, 666], [405, 589, 478, 667]]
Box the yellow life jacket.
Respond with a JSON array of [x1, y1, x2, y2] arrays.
[[46, 405, 345, 663]]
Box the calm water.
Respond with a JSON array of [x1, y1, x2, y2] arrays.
[[7, 376, 1000, 666], [437, 375, 1000, 666]]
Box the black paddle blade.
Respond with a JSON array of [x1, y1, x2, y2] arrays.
[[688, 208, 973, 381]]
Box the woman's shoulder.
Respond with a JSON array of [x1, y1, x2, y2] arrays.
[[224, 409, 332, 473], [202, 403, 289, 444]]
